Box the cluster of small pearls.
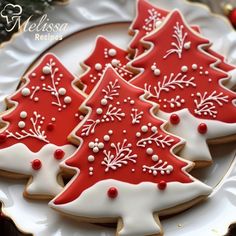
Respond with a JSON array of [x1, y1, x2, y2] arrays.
[[123, 97, 135, 105], [88, 138, 104, 153], [143, 9, 162, 32], [151, 62, 161, 76], [104, 48, 117, 58]]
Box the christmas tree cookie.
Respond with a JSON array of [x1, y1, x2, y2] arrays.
[[0, 53, 86, 199], [50, 67, 211, 236], [129, 10, 236, 166], [79, 36, 135, 94], [129, 0, 235, 76]]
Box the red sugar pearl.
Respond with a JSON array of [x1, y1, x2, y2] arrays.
[[32, 159, 42, 170], [158, 181, 167, 190], [54, 149, 65, 160], [0, 133, 7, 143], [198, 123, 207, 134], [170, 114, 180, 125], [107, 187, 118, 199], [47, 123, 55, 131]]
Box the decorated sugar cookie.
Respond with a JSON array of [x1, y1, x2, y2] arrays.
[[79, 36, 135, 94], [129, 10, 236, 166], [0, 53, 86, 199], [129, 0, 235, 75], [50, 67, 211, 236]]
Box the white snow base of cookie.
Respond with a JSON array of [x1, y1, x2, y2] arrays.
[[50, 179, 211, 236], [158, 108, 236, 162], [0, 143, 76, 196]]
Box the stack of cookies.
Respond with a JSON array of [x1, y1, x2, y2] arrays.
[[0, 1, 236, 235]]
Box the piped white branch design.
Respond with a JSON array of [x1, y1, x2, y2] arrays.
[[163, 22, 188, 59], [144, 73, 195, 99], [143, 8, 163, 33], [102, 79, 120, 101], [131, 108, 144, 124], [42, 59, 63, 107], [194, 91, 229, 117], [143, 157, 173, 176], [102, 139, 137, 172], [137, 130, 174, 148], [81, 105, 125, 136], [6, 112, 49, 143]]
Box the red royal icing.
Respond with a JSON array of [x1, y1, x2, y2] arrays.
[[53, 67, 192, 205], [80, 36, 135, 94], [130, 10, 236, 123], [0, 134, 7, 143], [129, 0, 235, 73], [0, 54, 85, 152]]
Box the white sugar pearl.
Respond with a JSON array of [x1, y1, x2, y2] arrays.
[[103, 135, 110, 141], [42, 66, 51, 75], [192, 64, 198, 70], [141, 125, 148, 132], [101, 98, 108, 106], [89, 167, 94, 171], [154, 69, 161, 76], [96, 108, 103, 114], [108, 130, 113, 135], [146, 148, 153, 155], [95, 63, 102, 71], [58, 88, 66, 95], [181, 66, 188, 73], [18, 121, 25, 129], [88, 155, 95, 162], [93, 147, 99, 153], [108, 48, 117, 57], [88, 142, 94, 148], [98, 142, 104, 149], [20, 111, 27, 119], [111, 59, 119, 66], [64, 96, 71, 104], [152, 155, 159, 162], [21, 88, 30, 96], [136, 132, 141, 137]]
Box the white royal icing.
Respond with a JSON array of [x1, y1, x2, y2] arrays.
[[0, 143, 76, 196], [50, 179, 211, 236]]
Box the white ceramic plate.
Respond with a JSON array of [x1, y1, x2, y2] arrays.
[[0, 0, 236, 235]]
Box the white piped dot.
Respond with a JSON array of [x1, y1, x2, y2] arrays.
[[136, 132, 141, 137], [18, 121, 25, 129], [51, 117, 56, 122], [34, 97, 39, 102], [184, 42, 191, 49], [20, 111, 27, 119], [64, 96, 71, 104], [108, 130, 113, 135], [111, 59, 119, 66], [21, 88, 30, 96]]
